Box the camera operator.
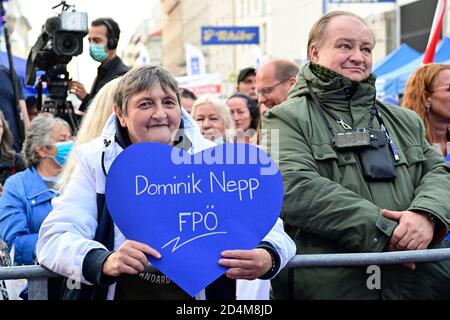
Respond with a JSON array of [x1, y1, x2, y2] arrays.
[[69, 18, 129, 113]]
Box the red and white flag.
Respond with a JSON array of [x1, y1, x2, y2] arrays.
[[422, 0, 447, 64]]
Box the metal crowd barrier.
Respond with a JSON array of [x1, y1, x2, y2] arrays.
[[1, 248, 450, 300]]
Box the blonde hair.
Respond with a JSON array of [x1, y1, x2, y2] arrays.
[[59, 77, 122, 191], [191, 94, 236, 142], [402, 63, 450, 142]]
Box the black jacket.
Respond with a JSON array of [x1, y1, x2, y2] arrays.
[[79, 56, 129, 112], [0, 153, 26, 185]]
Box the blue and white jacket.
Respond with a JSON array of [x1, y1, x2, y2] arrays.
[[36, 110, 296, 300]]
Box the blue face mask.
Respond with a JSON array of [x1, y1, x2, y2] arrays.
[[53, 141, 73, 167], [89, 44, 108, 62]]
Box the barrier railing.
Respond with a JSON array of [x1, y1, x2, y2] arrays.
[[1, 248, 450, 300]]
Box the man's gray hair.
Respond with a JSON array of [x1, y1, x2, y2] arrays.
[[307, 11, 375, 60], [22, 113, 71, 168], [114, 65, 181, 115]]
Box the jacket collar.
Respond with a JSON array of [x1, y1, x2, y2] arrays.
[[102, 109, 213, 155], [288, 62, 377, 112], [114, 117, 132, 150], [98, 56, 122, 74], [26, 166, 58, 199]]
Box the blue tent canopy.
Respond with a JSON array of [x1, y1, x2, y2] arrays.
[[376, 37, 450, 97], [0, 51, 37, 97], [373, 44, 421, 77], [0, 51, 27, 78]]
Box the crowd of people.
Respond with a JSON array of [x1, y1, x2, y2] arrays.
[[0, 10, 450, 300]]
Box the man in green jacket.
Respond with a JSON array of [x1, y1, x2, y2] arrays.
[[262, 11, 450, 299]]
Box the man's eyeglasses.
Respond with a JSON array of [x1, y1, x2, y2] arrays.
[[256, 78, 290, 97]]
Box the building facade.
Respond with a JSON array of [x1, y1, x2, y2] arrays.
[[161, 0, 185, 76], [160, 0, 449, 97]]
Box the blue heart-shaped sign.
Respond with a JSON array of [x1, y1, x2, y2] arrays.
[[105, 142, 283, 297]]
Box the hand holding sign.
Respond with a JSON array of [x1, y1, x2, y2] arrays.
[[105, 142, 283, 296], [219, 248, 273, 280], [102, 240, 161, 277]]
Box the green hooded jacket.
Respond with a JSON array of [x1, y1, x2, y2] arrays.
[[262, 63, 450, 300]]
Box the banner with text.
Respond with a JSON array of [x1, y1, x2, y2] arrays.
[[201, 26, 259, 45], [105, 143, 283, 296], [176, 73, 222, 96]]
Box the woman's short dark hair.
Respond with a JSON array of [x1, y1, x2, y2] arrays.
[[227, 93, 260, 131]]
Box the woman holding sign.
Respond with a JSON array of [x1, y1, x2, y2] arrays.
[[36, 65, 295, 300]]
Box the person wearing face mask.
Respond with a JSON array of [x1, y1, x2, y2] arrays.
[[0, 113, 72, 268], [68, 18, 129, 115]]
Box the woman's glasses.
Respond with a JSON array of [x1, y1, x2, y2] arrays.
[[430, 84, 450, 93]]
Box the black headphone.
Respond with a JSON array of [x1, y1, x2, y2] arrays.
[[101, 19, 118, 49]]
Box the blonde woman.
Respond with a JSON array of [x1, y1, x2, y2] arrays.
[[191, 94, 235, 143], [59, 77, 122, 191]]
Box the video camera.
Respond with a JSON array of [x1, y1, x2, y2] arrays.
[[25, 1, 88, 130]]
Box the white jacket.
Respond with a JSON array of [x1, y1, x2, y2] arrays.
[[36, 109, 296, 300]]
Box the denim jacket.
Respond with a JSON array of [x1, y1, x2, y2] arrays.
[[0, 166, 57, 265]]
